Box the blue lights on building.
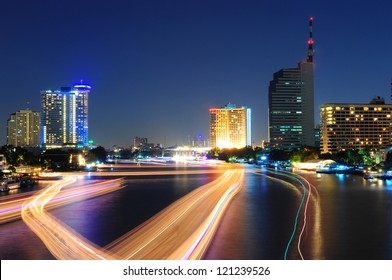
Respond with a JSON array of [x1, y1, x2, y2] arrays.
[[40, 83, 91, 148]]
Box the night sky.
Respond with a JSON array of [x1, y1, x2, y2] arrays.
[[1, 0, 391, 148]]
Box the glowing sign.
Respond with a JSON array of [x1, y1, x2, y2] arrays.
[[73, 84, 92, 90]]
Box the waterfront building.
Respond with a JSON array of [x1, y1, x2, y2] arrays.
[[209, 103, 251, 149], [7, 109, 41, 147], [41, 83, 91, 148], [268, 17, 315, 150], [320, 96, 392, 153], [0, 154, 4, 171]]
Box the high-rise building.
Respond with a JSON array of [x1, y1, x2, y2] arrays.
[[268, 17, 315, 150], [7, 109, 41, 147], [41, 83, 91, 148], [320, 97, 392, 153], [209, 103, 251, 149]]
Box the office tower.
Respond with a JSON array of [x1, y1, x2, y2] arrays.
[[268, 17, 315, 150], [209, 103, 251, 149], [314, 124, 321, 149], [7, 110, 41, 147], [41, 83, 91, 148], [320, 97, 392, 153]]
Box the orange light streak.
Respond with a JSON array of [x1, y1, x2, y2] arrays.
[[20, 167, 245, 260]]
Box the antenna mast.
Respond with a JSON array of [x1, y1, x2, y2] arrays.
[[307, 16, 314, 63]]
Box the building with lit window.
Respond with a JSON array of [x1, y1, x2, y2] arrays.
[[7, 109, 41, 147], [0, 154, 4, 171], [320, 96, 392, 153], [41, 83, 91, 148], [268, 17, 315, 151], [209, 103, 251, 149]]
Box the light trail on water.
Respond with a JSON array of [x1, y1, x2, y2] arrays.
[[253, 168, 319, 260], [21, 177, 125, 259], [0, 179, 123, 224], [20, 167, 245, 260]]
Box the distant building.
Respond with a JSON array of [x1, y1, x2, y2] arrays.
[[209, 103, 251, 149], [132, 137, 156, 152], [7, 109, 41, 147], [320, 96, 392, 153], [41, 83, 91, 148], [133, 137, 148, 149], [268, 17, 315, 151]]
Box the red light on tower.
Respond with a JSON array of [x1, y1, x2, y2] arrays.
[[307, 16, 314, 63]]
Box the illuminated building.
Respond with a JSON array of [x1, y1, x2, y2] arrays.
[[268, 17, 315, 150], [7, 110, 41, 147], [320, 96, 392, 153], [209, 103, 251, 149], [0, 154, 4, 171], [41, 83, 91, 148]]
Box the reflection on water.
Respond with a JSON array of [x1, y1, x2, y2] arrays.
[[206, 169, 392, 260]]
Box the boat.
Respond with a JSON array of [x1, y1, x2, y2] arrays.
[[20, 176, 36, 187], [363, 174, 374, 180], [7, 181, 21, 190], [35, 171, 62, 180], [0, 180, 9, 192]]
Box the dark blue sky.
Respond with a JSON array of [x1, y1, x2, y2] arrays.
[[1, 0, 391, 148]]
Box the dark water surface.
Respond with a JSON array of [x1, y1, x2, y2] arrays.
[[205, 169, 392, 260]]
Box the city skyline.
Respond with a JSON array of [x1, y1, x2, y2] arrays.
[[1, 1, 392, 148]]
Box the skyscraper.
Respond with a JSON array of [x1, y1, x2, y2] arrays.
[[209, 103, 251, 149], [7, 109, 41, 147], [268, 17, 315, 150], [41, 83, 91, 148]]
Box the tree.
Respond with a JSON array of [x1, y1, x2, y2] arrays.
[[269, 149, 290, 161], [86, 146, 107, 163], [319, 152, 333, 160], [207, 148, 219, 159], [41, 149, 70, 171], [0, 145, 37, 166], [120, 149, 131, 159], [385, 152, 392, 170]]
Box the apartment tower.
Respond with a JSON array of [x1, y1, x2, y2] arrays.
[[209, 103, 251, 149], [41, 83, 91, 148], [7, 109, 41, 147]]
